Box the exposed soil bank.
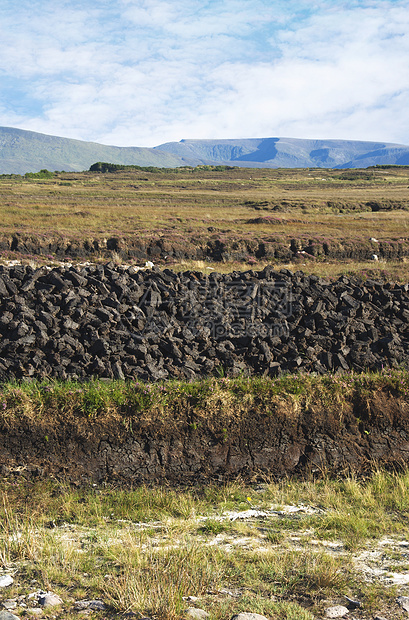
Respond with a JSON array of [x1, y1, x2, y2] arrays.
[[1, 388, 409, 484], [2, 231, 409, 263], [1, 259, 409, 484]]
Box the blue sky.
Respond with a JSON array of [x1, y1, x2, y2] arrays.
[[0, 0, 408, 146]]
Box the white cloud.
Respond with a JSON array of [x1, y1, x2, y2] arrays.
[[187, 1, 409, 144], [0, 0, 408, 146], [120, 0, 277, 38]]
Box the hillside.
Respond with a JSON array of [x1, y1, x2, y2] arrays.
[[1, 126, 409, 174], [0, 126, 196, 174]]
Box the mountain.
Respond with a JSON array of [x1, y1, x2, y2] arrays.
[[1, 126, 409, 174], [155, 137, 409, 168]]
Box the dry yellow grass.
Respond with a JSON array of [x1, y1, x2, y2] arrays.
[[1, 166, 409, 279], [1, 166, 409, 239]]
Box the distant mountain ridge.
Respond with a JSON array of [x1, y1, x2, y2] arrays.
[[155, 137, 409, 169], [1, 126, 409, 174]]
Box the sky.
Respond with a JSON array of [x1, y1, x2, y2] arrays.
[[0, 0, 408, 147]]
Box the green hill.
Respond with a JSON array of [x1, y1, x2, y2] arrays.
[[0, 127, 196, 174], [1, 126, 409, 174]]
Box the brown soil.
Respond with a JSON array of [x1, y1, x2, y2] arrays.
[[2, 231, 409, 264], [1, 389, 408, 484]]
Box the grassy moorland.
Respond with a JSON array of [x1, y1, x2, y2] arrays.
[[2, 465, 409, 619], [2, 165, 409, 236], [0, 165, 409, 279]]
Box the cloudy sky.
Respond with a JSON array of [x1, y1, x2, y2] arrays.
[[0, 0, 408, 147]]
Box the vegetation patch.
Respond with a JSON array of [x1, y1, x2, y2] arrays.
[[0, 370, 408, 429], [2, 469, 409, 619]]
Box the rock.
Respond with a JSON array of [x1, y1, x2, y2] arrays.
[[37, 593, 63, 607], [231, 614, 270, 620], [185, 608, 209, 620], [0, 612, 20, 620], [324, 606, 349, 618], [74, 599, 107, 611], [397, 596, 409, 612], [0, 576, 13, 588], [0, 602, 16, 611]]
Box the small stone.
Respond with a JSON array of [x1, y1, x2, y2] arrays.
[[344, 596, 361, 610], [374, 616, 388, 620], [397, 596, 409, 612], [1, 602, 17, 611], [0, 611, 20, 620], [185, 608, 210, 620], [0, 576, 13, 588], [38, 593, 63, 608], [74, 600, 107, 611], [231, 614, 270, 620], [325, 606, 349, 618]]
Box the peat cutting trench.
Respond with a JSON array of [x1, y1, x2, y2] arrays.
[[0, 262, 409, 483], [3, 230, 409, 263]]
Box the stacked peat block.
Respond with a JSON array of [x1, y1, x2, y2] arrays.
[[0, 263, 408, 382]]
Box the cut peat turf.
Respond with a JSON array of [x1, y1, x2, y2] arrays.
[[0, 262, 409, 383]]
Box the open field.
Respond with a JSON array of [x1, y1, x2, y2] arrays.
[[0, 166, 409, 279], [2, 166, 409, 236]]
